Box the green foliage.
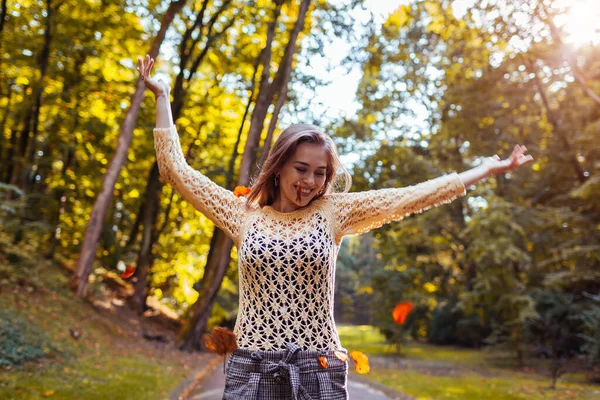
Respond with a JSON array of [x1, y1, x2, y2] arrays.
[[579, 293, 600, 368], [525, 289, 587, 387], [334, 235, 376, 325], [336, 1, 600, 377], [0, 184, 51, 239], [429, 299, 490, 347], [526, 289, 585, 358], [0, 309, 57, 366]]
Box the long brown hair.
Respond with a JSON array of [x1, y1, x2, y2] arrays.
[[246, 123, 351, 208]]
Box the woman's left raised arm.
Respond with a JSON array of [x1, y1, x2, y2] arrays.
[[328, 144, 533, 241]]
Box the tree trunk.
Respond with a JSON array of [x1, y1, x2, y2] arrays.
[[130, 163, 162, 314], [258, 73, 290, 167], [46, 145, 75, 259], [179, 228, 231, 350], [236, 0, 283, 185], [128, 1, 236, 312], [179, 0, 312, 352], [11, 0, 56, 244], [246, 0, 311, 180], [10, 0, 55, 190], [0, 80, 13, 169], [71, 0, 188, 297], [0, 0, 9, 97], [123, 197, 145, 252], [3, 125, 17, 183], [0, 0, 7, 45]]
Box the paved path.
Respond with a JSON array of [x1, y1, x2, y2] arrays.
[[184, 361, 393, 400]]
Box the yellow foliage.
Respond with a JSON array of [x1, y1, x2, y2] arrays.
[[478, 117, 495, 128], [358, 286, 374, 295], [423, 282, 437, 293], [16, 76, 30, 86], [424, 1, 441, 16], [388, 5, 412, 29], [52, 160, 64, 172]]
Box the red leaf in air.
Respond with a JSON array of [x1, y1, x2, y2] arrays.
[[121, 265, 135, 279], [392, 302, 414, 325]]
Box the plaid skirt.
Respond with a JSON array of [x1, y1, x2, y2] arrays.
[[222, 342, 348, 400]]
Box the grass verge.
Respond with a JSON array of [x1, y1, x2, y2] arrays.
[[0, 260, 207, 400], [338, 325, 600, 400]]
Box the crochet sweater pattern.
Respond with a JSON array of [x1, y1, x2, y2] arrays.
[[154, 125, 467, 351]]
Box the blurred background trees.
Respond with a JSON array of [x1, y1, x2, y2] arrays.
[[0, 0, 598, 374]]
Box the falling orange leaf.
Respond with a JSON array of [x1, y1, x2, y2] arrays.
[[121, 265, 135, 279], [204, 327, 237, 355], [233, 186, 251, 197], [350, 351, 370, 374], [44, 390, 55, 397], [334, 350, 348, 362], [392, 302, 413, 325], [318, 356, 328, 369]]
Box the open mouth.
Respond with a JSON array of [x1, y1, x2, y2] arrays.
[[294, 184, 314, 202]]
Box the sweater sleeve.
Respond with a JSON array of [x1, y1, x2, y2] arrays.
[[327, 172, 467, 240], [153, 125, 246, 243]]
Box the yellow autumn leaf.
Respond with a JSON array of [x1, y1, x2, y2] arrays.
[[423, 282, 437, 293], [16, 76, 30, 86]]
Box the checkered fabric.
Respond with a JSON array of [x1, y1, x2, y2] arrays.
[[222, 343, 348, 400]]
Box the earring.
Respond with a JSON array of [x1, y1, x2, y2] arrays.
[[274, 175, 279, 187]]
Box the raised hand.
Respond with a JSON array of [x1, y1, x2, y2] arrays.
[[137, 54, 170, 98], [483, 145, 534, 177]]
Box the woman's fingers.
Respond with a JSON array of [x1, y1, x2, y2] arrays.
[[138, 57, 145, 78], [148, 58, 155, 76], [145, 56, 151, 76], [146, 55, 152, 75]]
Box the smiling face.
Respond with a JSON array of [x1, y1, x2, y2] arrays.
[[275, 143, 329, 212]]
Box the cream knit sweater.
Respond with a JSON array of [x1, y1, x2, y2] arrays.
[[154, 125, 467, 351]]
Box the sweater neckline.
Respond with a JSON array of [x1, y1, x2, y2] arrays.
[[262, 198, 323, 219]]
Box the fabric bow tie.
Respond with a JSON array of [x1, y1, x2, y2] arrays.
[[254, 343, 313, 400]]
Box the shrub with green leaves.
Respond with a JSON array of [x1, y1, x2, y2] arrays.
[[0, 309, 57, 366], [580, 293, 600, 371]]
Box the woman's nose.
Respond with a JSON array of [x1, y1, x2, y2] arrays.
[[303, 176, 315, 186]]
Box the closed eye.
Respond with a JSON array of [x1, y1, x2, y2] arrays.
[[296, 168, 325, 177]]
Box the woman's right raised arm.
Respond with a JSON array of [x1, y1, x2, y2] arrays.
[[138, 55, 246, 244]]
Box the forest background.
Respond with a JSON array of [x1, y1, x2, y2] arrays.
[[1, 0, 599, 396]]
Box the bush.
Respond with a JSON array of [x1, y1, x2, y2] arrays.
[[526, 289, 585, 388], [580, 292, 600, 382], [0, 309, 57, 366], [428, 300, 460, 345], [429, 300, 490, 347]]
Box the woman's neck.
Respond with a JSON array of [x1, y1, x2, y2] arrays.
[[269, 196, 301, 214]]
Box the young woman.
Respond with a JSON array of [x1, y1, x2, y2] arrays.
[[138, 54, 533, 399]]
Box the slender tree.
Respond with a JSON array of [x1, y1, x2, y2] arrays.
[[72, 0, 189, 297], [129, 0, 237, 314]]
